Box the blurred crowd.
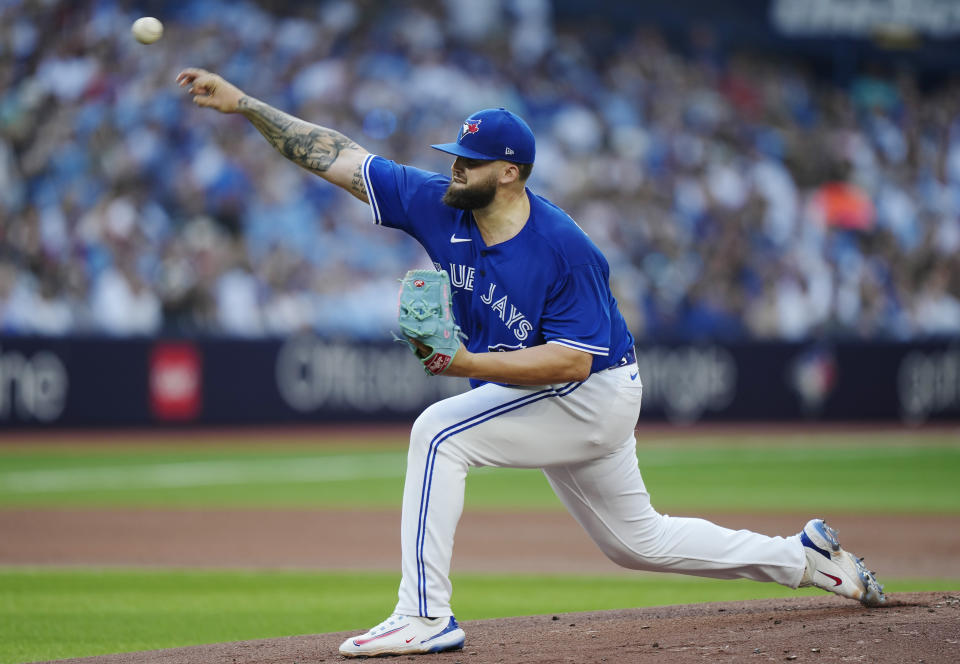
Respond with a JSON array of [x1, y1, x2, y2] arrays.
[[1, 0, 959, 341]]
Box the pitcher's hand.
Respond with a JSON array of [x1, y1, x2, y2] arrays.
[[176, 68, 244, 113]]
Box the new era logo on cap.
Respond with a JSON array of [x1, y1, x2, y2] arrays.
[[432, 108, 535, 164]]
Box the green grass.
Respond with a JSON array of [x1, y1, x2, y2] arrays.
[[0, 567, 953, 664], [0, 445, 411, 508], [1, 432, 958, 513]]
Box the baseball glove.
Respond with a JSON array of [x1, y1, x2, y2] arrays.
[[395, 268, 462, 375]]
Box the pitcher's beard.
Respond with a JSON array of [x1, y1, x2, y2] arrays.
[[442, 179, 497, 209]]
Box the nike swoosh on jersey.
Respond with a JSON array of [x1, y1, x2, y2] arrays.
[[450, 234, 472, 243]]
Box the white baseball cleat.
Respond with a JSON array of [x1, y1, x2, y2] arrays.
[[798, 518, 886, 607], [338, 613, 465, 657]]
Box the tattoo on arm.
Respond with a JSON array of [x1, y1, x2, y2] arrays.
[[238, 95, 361, 174], [350, 162, 367, 199]]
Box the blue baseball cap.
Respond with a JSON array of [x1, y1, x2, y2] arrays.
[[431, 108, 535, 164]]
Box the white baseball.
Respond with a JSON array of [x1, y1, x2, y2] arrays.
[[132, 16, 163, 44]]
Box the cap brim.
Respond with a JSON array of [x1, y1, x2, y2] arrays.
[[430, 142, 496, 161]]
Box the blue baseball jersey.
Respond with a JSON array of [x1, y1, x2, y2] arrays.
[[361, 154, 635, 385]]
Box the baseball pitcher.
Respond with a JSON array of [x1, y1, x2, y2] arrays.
[[177, 68, 884, 658]]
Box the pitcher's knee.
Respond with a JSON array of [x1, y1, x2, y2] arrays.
[[600, 541, 659, 570], [595, 512, 669, 570], [409, 402, 449, 454]]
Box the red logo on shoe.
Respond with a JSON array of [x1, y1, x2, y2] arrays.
[[414, 279, 425, 287], [819, 572, 843, 587], [352, 625, 406, 646], [405, 637, 416, 643]]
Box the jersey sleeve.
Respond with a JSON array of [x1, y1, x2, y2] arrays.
[[361, 154, 446, 238], [541, 264, 612, 356]]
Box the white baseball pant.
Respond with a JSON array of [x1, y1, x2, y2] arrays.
[[394, 361, 807, 617]]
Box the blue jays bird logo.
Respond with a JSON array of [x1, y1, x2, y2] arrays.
[[459, 119, 481, 141]]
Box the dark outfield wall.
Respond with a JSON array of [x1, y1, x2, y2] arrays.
[[0, 336, 958, 428]]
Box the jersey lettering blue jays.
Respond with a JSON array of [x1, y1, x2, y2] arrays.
[[361, 155, 635, 385]]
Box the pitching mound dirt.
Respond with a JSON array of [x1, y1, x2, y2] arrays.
[[40, 593, 958, 664]]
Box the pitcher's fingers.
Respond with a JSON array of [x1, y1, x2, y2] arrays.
[[188, 80, 212, 96], [184, 74, 217, 96], [176, 68, 206, 85]]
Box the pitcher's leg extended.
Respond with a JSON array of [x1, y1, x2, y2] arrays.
[[543, 436, 807, 587]]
